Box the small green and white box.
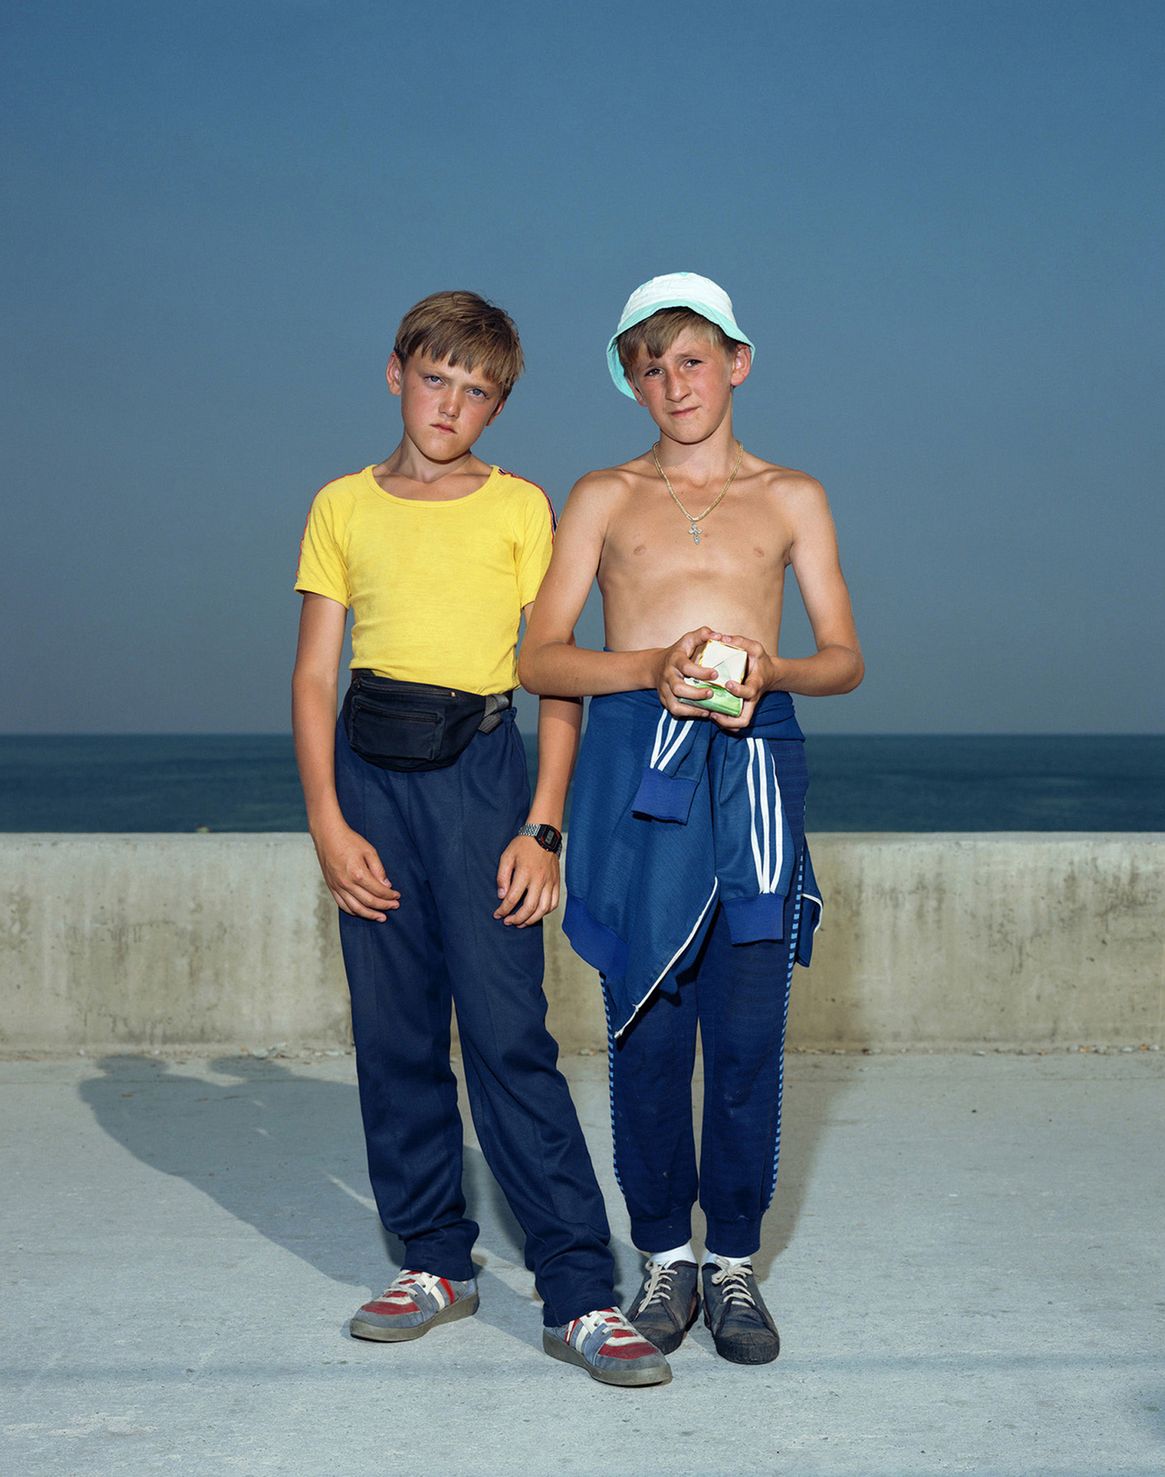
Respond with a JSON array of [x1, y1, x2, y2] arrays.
[[682, 639, 747, 717]]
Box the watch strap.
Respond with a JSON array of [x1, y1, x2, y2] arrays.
[[517, 822, 562, 856]]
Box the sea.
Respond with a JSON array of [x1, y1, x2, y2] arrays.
[[1, 733, 1162, 833]]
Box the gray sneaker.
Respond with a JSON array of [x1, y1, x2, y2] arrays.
[[543, 1307, 672, 1387], [350, 1269, 479, 1342], [701, 1257, 780, 1364], [626, 1259, 700, 1355]]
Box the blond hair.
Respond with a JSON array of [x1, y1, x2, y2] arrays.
[[616, 306, 741, 381], [393, 291, 524, 399]]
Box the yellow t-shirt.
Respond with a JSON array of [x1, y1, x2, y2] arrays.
[[294, 464, 556, 695]]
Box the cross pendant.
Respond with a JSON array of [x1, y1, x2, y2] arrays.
[[689, 522, 702, 544]]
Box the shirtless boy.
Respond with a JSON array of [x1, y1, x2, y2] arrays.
[[519, 272, 863, 1365]]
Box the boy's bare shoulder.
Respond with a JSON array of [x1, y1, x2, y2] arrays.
[[744, 453, 831, 519], [564, 454, 655, 518], [571, 452, 655, 495]]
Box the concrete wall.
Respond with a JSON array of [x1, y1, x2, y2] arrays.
[[1, 834, 1162, 1054]]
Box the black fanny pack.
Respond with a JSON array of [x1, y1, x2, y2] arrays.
[[343, 672, 512, 772]]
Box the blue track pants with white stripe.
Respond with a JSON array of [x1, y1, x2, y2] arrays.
[[604, 872, 802, 1259]]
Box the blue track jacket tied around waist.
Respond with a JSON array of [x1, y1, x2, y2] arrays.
[[563, 689, 823, 1038]]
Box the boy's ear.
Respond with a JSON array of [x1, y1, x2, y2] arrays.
[[486, 396, 507, 426], [386, 352, 404, 398], [624, 364, 648, 406], [729, 343, 753, 389]]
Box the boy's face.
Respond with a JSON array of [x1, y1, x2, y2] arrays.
[[627, 328, 751, 442], [387, 350, 505, 463]]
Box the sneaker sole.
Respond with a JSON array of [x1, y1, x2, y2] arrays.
[[630, 1295, 700, 1356], [350, 1291, 479, 1343], [542, 1330, 672, 1387], [703, 1310, 780, 1364]]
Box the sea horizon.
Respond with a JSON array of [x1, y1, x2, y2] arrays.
[[6, 729, 1162, 738], [2, 732, 1163, 834]]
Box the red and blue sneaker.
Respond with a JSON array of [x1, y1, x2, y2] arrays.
[[349, 1269, 479, 1343], [543, 1306, 672, 1386]]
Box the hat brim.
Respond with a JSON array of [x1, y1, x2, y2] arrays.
[[606, 301, 755, 399]]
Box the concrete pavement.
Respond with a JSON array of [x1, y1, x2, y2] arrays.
[[1, 1050, 1162, 1475]]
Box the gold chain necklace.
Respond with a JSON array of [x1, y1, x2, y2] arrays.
[[650, 441, 744, 545]]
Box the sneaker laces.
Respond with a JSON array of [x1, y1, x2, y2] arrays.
[[575, 1307, 644, 1347], [379, 1269, 443, 1305], [637, 1261, 677, 1310], [709, 1260, 758, 1309]]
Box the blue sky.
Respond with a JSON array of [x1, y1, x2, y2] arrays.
[[2, 0, 1162, 733]]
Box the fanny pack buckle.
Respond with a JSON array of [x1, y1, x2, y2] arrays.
[[478, 691, 512, 734]]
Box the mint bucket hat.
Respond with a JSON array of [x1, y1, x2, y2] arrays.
[[606, 271, 755, 399]]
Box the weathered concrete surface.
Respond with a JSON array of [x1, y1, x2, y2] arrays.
[[0, 1052, 1161, 1476], [1, 834, 1162, 1053], [1, 834, 352, 1053], [791, 833, 1165, 1050]]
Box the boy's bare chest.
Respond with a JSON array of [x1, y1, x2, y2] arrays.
[[601, 487, 792, 579]]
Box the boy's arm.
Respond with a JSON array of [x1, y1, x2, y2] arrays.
[[719, 478, 864, 727], [518, 473, 717, 707], [527, 691, 581, 835], [494, 680, 581, 928], [292, 593, 400, 920]]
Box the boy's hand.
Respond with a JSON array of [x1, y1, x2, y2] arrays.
[[715, 634, 788, 729], [655, 626, 720, 717], [312, 820, 400, 921], [495, 836, 560, 927]]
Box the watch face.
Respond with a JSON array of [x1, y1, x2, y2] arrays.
[[521, 823, 561, 852]]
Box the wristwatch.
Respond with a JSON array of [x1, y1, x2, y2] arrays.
[[517, 822, 563, 856]]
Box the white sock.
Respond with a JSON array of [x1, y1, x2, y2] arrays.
[[648, 1242, 696, 1267], [703, 1250, 754, 1268]]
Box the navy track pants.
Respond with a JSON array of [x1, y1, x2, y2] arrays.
[[334, 708, 615, 1327], [604, 881, 802, 1260]]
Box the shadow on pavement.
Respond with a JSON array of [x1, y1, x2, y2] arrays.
[[78, 1055, 570, 1339], [754, 1053, 857, 1278], [79, 1038, 845, 1327]]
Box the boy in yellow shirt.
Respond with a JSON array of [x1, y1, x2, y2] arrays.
[[292, 291, 669, 1386]]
